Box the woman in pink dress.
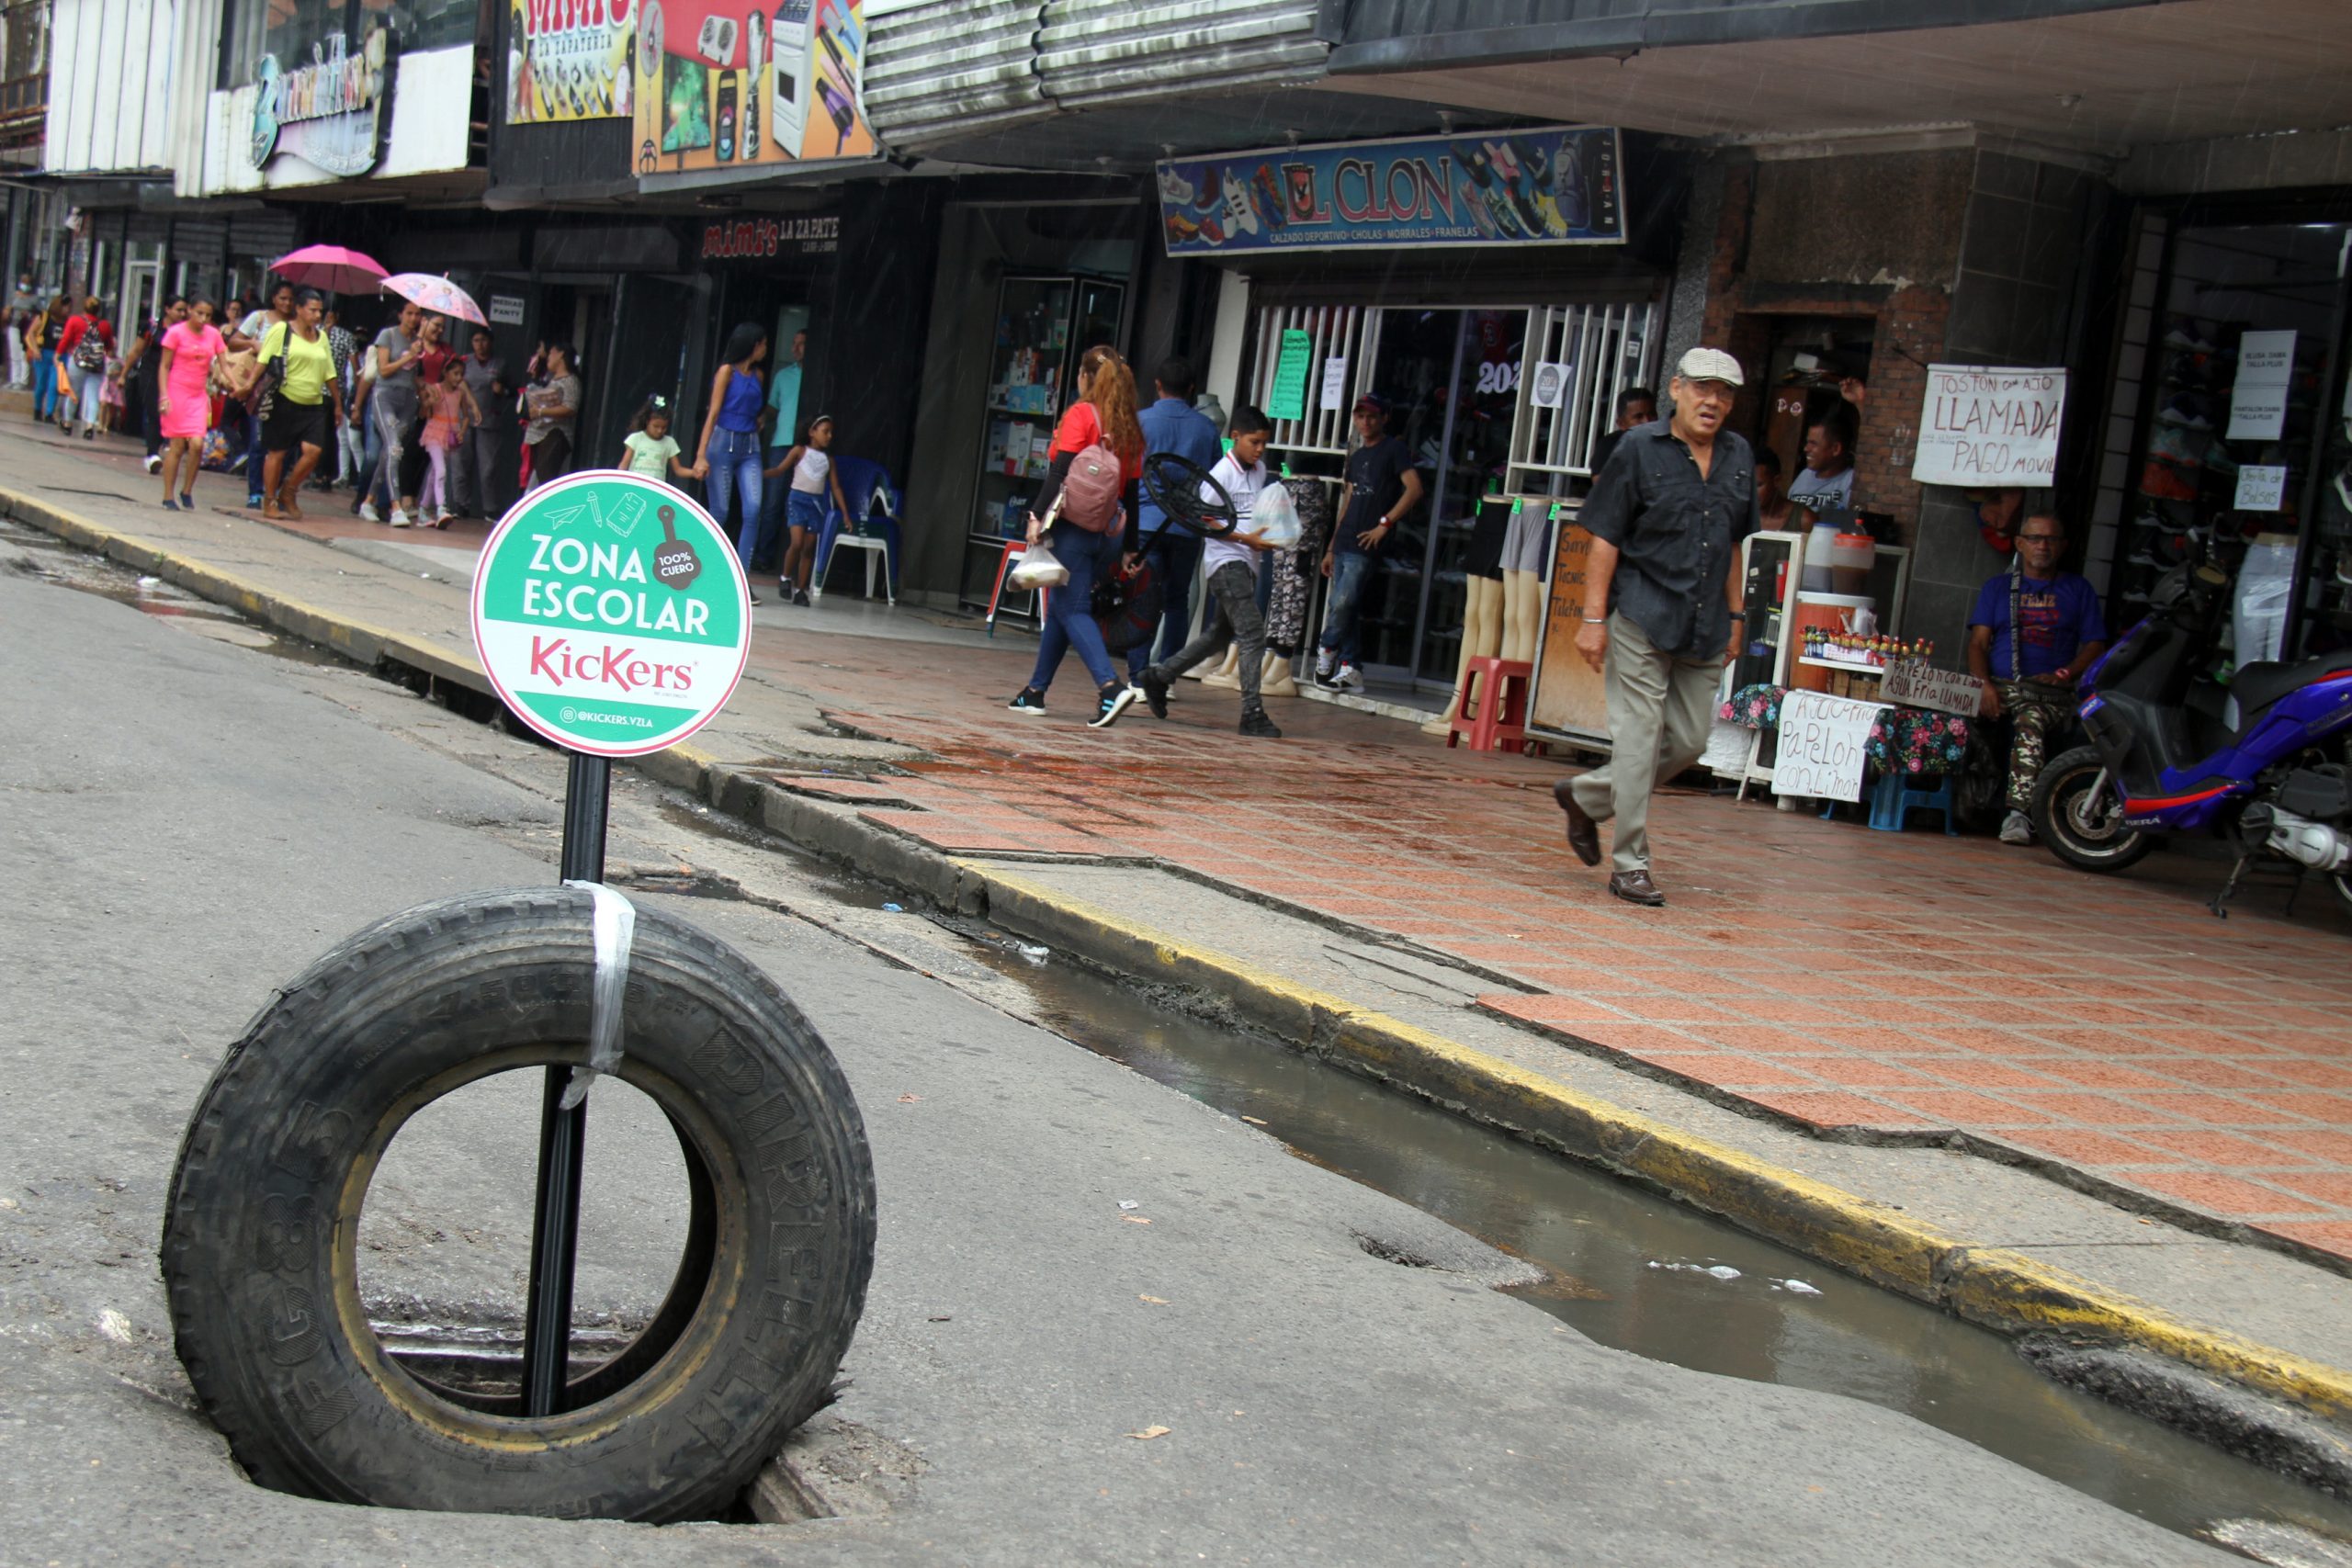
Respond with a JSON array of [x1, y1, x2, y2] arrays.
[[158, 299, 223, 511]]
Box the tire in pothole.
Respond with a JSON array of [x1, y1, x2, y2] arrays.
[[160, 887, 876, 1522]]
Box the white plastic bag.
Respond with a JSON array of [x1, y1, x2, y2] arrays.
[[1250, 480, 1302, 548], [1010, 542, 1069, 590], [2232, 539, 2295, 664]]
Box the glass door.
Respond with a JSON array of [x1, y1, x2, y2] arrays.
[[960, 276, 1075, 615]]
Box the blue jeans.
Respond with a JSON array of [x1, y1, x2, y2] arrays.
[[752, 446, 794, 570], [1127, 530, 1203, 679], [244, 407, 268, 502], [32, 355, 57, 421], [1028, 523, 1122, 694], [707, 427, 763, 560], [786, 488, 826, 573], [1317, 551, 1374, 665]]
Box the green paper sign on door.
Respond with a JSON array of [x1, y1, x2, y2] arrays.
[[471, 471, 752, 758]]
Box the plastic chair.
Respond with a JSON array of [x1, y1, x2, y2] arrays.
[[811, 457, 903, 602], [818, 507, 896, 604], [1445, 657, 1534, 753], [985, 540, 1047, 636], [1868, 770, 1959, 835]]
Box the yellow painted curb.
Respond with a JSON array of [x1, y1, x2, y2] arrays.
[[16, 483, 2351, 1430], [962, 860, 2352, 1428]]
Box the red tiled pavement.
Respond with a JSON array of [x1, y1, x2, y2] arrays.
[[724, 616, 2352, 1262]]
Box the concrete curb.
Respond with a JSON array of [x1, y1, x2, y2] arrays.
[[11, 483, 2352, 1441]]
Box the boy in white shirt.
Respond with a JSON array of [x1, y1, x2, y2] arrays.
[[1133, 406, 1283, 739]]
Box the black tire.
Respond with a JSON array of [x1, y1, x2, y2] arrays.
[[2030, 745, 2154, 874], [161, 888, 876, 1522]]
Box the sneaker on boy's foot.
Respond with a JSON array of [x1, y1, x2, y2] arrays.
[[358, 501, 381, 524], [1136, 669, 1170, 719], [1331, 662, 1363, 693], [1999, 810, 2033, 844], [1313, 648, 1337, 684], [1238, 707, 1283, 739], [1090, 683, 1140, 729], [793, 589, 811, 607], [1007, 687, 1046, 715]]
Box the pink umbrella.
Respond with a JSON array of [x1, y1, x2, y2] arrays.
[[380, 272, 488, 328], [270, 243, 389, 295]]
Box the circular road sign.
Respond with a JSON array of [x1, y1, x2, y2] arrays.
[[470, 471, 752, 758]]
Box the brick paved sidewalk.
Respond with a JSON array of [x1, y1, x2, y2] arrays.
[[742, 573, 2352, 1270], [14, 418, 2352, 1267]]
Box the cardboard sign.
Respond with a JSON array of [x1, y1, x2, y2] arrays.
[[471, 472, 751, 758], [1879, 659, 1984, 717], [2233, 463, 2289, 513], [1772, 691, 1885, 802], [1911, 366, 2066, 486], [1530, 515, 1611, 744], [2226, 331, 2296, 442]]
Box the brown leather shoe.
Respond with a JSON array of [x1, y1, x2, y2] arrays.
[[1608, 869, 1667, 907], [1552, 779, 1601, 867]]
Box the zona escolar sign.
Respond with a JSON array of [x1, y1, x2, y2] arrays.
[[470, 470, 752, 758]]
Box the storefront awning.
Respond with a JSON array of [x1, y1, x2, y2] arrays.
[[1318, 0, 2352, 153]]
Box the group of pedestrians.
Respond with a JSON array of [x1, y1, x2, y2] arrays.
[[686, 321, 840, 609], [14, 288, 119, 439]]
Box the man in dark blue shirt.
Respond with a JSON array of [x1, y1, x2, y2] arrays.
[[1131, 357, 1226, 680], [1967, 513, 2108, 843], [1554, 348, 1758, 907]]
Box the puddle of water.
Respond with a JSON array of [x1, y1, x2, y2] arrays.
[[955, 932, 2352, 1550], [2, 515, 343, 666]]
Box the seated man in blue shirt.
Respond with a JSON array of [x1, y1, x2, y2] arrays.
[[1132, 356, 1225, 681], [1966, 511, 2108, 845]]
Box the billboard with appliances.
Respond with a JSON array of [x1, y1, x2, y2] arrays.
[[631, 0, 875, 179], [510, 0, 635, 122]]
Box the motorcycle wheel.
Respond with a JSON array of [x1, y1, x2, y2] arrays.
[[2030, 745, 2154, 874]]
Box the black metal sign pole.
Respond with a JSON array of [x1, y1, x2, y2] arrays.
[[520, 750, 610, 1417]]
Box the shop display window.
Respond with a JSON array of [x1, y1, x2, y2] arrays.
[[220, 0, 473, 87], [956, 274, 1126, 618], [2124, 220, 2352, 663]]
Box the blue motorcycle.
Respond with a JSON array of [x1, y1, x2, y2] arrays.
[[2029, 558, 2352, 917]]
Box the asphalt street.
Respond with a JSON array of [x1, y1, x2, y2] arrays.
[[0, 545, 2233, 1563]]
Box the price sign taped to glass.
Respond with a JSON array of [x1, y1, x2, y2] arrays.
[[470, 472, 752, 757]]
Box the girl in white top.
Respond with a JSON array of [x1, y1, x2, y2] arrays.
[[763, 413, 850, 605]]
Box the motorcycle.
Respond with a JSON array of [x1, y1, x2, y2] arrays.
[[2029, 558, 2352, 918]]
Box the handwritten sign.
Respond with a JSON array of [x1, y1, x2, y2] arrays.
[[2227, 331, 2295, 441], [1267, 330, 1311, 421], [2234, 463, 2289, 512], [1879, 660, 1984, 718], [1772, 691, 1886, 802], [1320, 355, 1350, 411], [1911, 366, 2067, 486]]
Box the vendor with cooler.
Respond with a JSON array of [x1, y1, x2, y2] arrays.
[[1967, 510, 2108, 846]]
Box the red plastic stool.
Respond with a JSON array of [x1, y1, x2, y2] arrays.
[[985, 539, 1048, 637], [1446, 657, 1534, 753]]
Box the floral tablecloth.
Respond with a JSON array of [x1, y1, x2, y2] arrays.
[[1721, 684, 1973, 776]]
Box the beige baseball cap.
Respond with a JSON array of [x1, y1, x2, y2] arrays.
[[1675, 346, 1745, 387]]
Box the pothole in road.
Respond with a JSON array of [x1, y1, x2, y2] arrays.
[[948, 926, 2352, 1554]]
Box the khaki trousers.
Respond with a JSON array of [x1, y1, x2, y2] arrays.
[[1568, 611, 1721, 874]]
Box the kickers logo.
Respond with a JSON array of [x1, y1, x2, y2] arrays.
[[527, 635, 696, 694], [472, 472, 750, 759]]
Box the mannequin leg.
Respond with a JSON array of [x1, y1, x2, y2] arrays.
[[1499, 569, 1545, 665], [1260, 649, 1298, 697], [1199, 644, 1242, 689], [1422, 575, 1505, 734]]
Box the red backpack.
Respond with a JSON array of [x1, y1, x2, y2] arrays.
[[1057, 440, 1125, 535]]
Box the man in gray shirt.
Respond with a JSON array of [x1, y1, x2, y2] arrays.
[[1554, 347, 1758, 907], [454, 327, 511, 521]]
